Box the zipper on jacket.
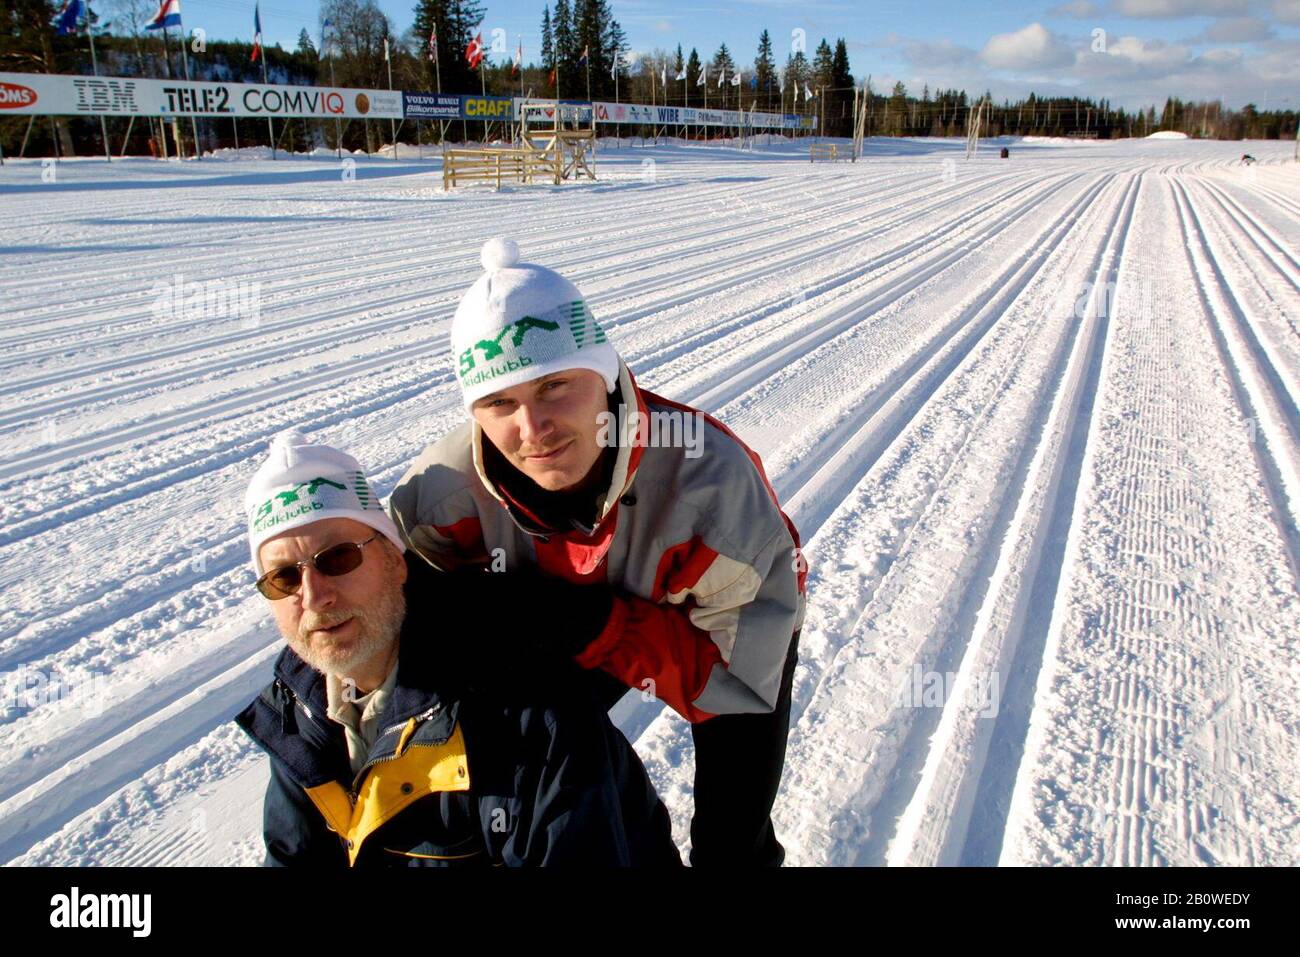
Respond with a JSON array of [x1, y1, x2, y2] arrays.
[[348, 704, 442, 803], [273, 676, 317, 733]]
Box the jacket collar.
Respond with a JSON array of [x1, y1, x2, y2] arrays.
[[469, 357, 649, 536]]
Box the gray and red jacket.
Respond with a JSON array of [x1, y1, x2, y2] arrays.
[[388, 358, 808, 723]]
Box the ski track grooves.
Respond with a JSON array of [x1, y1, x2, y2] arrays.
[[1, 141, 1296, 865]]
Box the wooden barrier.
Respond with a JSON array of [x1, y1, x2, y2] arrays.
[[810, 143, 838, 162], [441, 102, 599, 190], [442, 146, 562, 189]]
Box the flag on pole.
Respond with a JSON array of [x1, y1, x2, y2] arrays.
[[512, 40, 522, 76], [465, 32, 484, 68], [548, 67, 556, 87], [144, 0, 181, 31], [717, 67, 725, 88], [749, 73, 757, 90], [610, 47, 618, 78], [660, 63, 666, 86], [53, 0, 84, 35], [698, 64, 707, 86], [793, 82, 800, 103], [675, 66, 686, 81], [805, 82, 815, 99], [427, 25, 437, 62], [731, 70, 741, 87], [250, 3, 263, 63], [320, 17, 332, 57], [578, 44, 588, 66], [383, 37, 389, 62]]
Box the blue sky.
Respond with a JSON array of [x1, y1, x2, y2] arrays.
[[110, 1, 1300, 110]]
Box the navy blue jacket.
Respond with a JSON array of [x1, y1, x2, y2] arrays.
[[234, 560, 682, 867]]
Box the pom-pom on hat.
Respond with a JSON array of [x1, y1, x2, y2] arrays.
[[450, 238, 620, 412]]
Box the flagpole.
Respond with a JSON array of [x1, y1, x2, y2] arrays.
[[649, 59, 655, 145], [433, 29, 444, 144], [160, 24, 179, 158], [84, 1, 111, 161], [253, 5, 274, 159], [480, 57, 489, 144], [260, 51, 274, 158], [385, 38, 396, 159], [178, 25, 201, 159], [329, 46, 340, 157]]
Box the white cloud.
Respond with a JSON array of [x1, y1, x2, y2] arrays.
[[1199, 17, 1275, 42], [1048, 0, 1101, 16], [903, 38, 980, 69], [1270, 0, 1300, 24], [981, 23, 1074, 71], [1081, 34, 1193, 75], [1110, 0, 1249, 17]]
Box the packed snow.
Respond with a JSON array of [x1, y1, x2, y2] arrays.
[[0, 134, 1296, 866]]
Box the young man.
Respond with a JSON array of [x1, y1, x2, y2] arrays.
[[389, 239, 808, 866], [234, 429, 681, 867]]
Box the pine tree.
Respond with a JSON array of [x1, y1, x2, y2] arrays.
[[296, 28, 317, 57], [552, 0, 574, 94], [604, 15, 628, 95], [541, 4, 553, 71], [887, 80, 907, 136], [754, 29, 775, 112], [686, 47, 701, 105], [830, 37, 852, 135], [711, 43, 735, 109]]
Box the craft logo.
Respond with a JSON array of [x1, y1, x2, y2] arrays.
[[0, 81, 36, 109], [464, 97, 513, 118]]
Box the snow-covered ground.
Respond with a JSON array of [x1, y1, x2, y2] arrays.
[[0, 135, 1296, 866]]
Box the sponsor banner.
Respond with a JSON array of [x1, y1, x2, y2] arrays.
[[0, 72, 402, 119], [591, 100, 802, 129], [515, 99, 593, 122], [460, 95, 515, 120], [402, 91, 461, 120]]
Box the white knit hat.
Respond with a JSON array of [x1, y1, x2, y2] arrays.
[[451, 238, 620, 412], [244, 429, 406, 574]]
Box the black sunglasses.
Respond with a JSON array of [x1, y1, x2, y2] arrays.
[[256, 533, 379, 600]]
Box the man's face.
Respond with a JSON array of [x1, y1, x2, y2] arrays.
[[257, 517, 407, 679], [471, 368, 609, 492]]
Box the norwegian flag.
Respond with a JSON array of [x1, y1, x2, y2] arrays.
[[250, 3, 264, 63], [427, 25, 437, 62], [144, 0, 181, 31], [465, 32, 484, 69]]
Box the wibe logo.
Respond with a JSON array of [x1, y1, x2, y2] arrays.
[[49, 887, 151, 937]]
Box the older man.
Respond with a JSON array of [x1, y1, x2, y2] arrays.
[[389, 238, 807, 866], [233, 429, 681, 867]]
